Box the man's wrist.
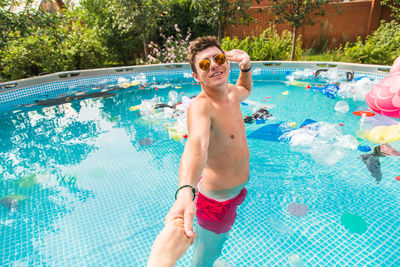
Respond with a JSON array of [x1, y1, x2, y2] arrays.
[[240, 64, 251, 72], [175, 185, 197, 201]]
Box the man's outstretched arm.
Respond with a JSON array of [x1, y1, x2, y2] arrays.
[[165, 98, 211, 237]]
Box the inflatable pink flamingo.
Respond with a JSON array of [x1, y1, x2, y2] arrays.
[[365, 56, 400, 118]]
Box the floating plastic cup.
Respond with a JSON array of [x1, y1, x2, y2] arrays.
[[288, 254, 304, 267]]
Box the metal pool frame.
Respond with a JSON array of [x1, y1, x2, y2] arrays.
[[0, 61, 391, 94]]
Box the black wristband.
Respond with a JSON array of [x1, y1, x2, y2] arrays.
[[175, 185, 197, 201], [240, 65, 252, 72]]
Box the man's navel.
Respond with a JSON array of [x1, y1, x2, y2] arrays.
[[230, 134, 235, 139]]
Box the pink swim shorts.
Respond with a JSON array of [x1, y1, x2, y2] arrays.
[[195, 188, 247, 234]]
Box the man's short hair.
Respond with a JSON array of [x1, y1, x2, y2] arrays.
[[187, 36, 224, 73]]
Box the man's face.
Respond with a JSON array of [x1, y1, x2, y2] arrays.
[[192, 46, 229, 89]]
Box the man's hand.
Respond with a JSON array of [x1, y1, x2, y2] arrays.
[[165, 189, 196, 238], [225, 49, 251, 70]]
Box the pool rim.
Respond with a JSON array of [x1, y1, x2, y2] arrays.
[[0, 61, 391, 94]]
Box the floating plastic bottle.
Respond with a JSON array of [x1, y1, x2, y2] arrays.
[[168, 90, 178, 105], [334, 100, 349, 113]]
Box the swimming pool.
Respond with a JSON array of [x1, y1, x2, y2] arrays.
[[0, 63, 399, 266]]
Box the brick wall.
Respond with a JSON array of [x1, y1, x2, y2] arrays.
[[226, 0, 392, 48]]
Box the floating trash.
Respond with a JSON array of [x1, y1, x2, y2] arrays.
[[288, 254, 305, 267], [358, 145, 371, 152], [352, 111, 375, 117], [58, 174, 77, 185], [280, 121, 358, 166], [335, 101, 349, 113], [168, 90, 178, 105], [1, 194, 28, 210], [129, 105, 139, 111], [106, 116, 120, 123], [287, 202, 309, 217], [139, 137, 154, 146], [340, 213, 367, 234], [269, 216, 289, 233], [360, 124, 400, 144], [256, 118, 265, 124], [360, 149, 383, 183], [18, 173, 37, 188], [18, 172, 50, 188], [380, 143, 400, 156]]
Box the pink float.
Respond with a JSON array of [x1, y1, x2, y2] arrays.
[[365, 56, 400, 118]]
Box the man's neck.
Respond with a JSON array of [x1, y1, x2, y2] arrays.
[[201, 83, 229, 103]]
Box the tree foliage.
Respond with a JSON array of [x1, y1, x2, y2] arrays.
[[155, 0, 216, 42], [192, 0, 255, 42], [80, 0, 142, 64], [111, 0, 164, 57], [341, 20, 400, 65], [381, 0, 400, 22], [143, 24, 191, 64], [222, 26, 303, 61], [268, 0, 333, 60], [1, 9, 107, 80]]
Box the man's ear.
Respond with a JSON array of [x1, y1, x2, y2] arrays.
[[192, 72, 200, 83]]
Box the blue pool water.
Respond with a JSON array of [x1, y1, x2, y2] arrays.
[[0, 68, 399, 266]]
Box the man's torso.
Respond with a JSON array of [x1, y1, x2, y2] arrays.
[[199, 84, 249, 191]]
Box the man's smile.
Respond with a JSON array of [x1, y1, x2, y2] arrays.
[[210, 71, 223, 77]]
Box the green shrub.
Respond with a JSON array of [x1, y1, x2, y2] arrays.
[[142, 25, 191, 64], [301, 49, 342, 62], [1, 10, 107, 80], [1, 32, 64, 80], [57, 15, 107, 70], [342, 21, 400, 65], [222, 26, 303, 61], [155, 0, 217, 43]]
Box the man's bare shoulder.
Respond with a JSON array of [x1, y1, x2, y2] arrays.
[[188, 95, 212, 116], [227, 84, 241, 99]]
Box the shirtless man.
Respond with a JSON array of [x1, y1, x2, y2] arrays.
[[166, 36, 252, 266]]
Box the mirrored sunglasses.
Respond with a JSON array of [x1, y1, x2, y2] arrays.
[[198, 53, 226, 71]]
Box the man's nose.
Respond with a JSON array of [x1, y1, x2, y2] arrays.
[[210, 59, 219, 69]]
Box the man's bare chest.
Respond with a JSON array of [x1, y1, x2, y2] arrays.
[[210, 106, 245, 141]]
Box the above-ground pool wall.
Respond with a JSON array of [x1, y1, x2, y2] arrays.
[[0, 61, 390, 113]]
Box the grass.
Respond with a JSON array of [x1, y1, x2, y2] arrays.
[[300, 49, 345, 62]]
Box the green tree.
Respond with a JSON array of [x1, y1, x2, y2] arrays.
[[155, 0, 216, 42], [192, 0, 255, 42], [111, 0, 164, 57], [1, 8, 107, 80], [80, 0, 141, 65], [222, 26, 303, 60], [268, 0, 334, 60], [342, 20, 400, 65], [0, 0, 31, 49], [381, 0, 400, 22]]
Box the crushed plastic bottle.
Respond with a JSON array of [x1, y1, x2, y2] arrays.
[[334, 100, 349, 113], [168, 90, 178, 105]]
